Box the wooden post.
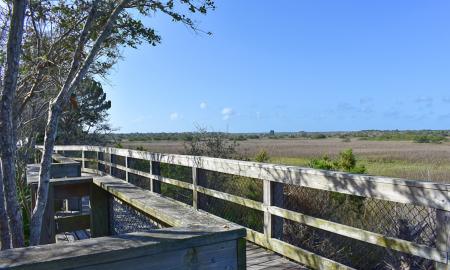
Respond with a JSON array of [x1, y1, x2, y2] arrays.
[[263, 180, 284, 240], [271, 181, 284, 239], [81, 150, 85, 171], [109, 153, 115, 176], [151, 161, 161, 194], [436, 208, 450, 270], [96, 151, 101, 175], [125, 156, 129, 182], [40, 185, 55, 244], [192, 167, 206, 209], [237, 238, 246, 270], [90, 183, 110, 237], [192, 167, 198, 209]]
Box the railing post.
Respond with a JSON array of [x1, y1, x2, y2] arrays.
[[125, 155, 129, 182], [151, 161, 161, 194], [436, 206, 450, 269], [263, 180, 284, 240], [96, 151, 101, 174], [90, 183, 110, 237], [192, 167, 206, 209], [109, 148, 116, 176], [81, 149, 85, 171]]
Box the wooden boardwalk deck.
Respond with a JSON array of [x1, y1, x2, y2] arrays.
[[246, 242, 307, 270], [56, 231, 307, 270]]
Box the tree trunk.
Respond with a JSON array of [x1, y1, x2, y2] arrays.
[[0, 0, 27, 248], [29, 0, 129, 245], [0, 159, 12, 250], [29, 103, 60, 245]]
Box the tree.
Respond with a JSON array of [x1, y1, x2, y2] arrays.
[[0, 0, 215, 246], [33, 0, 214, 246], [56, 78, 112, 145], [0, 0, 27, 248]]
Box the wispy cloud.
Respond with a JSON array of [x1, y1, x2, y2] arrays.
[[414, 96, 433, 108], [169, 112, 180, 120], [221, 107, 234, 120], [200, 102, 207, 109]]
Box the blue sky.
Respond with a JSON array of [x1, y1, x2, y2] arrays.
[[104, 0, 450, 133]]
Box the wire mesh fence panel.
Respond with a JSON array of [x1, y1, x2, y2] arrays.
[[128, 157, 150, 173], [283, 184, 437, 247], [111, 167, 126, 180], [200, 170, 263, 202], [160, 182, 193, 206], [84, 151, 97, 159], [84, 161, 98, 170], [109, 196, 166, 235], [282, 219, 434, 269], [129, 172, 151, 190], [97, 152, 108, 174], [160, 163, 192, 183], [282, 183, 437, 269], [84, 151, 98, 170], [111, 154, 126, 167], [198, 193, 264, 233]]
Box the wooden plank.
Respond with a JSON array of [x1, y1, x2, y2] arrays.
[[237, 238, 246, 270], [268, 205, 446, 263], [55, 214, 90, 233], [90, 183, 110, 237], [93, 176, 243, 231], [263, 180, 271, 240], [195, 185, 264, 211], [53, 182, 90, 200], [151, 161, 161, 194], [50, 162, 81, 178], [246, 229, 353, 270], [436, 208, 450, 269], [81, 150, 85, 171], [125, 156, 129, 182], [51, 145, 450, 210], [0, 227, 244, 270], [271, 181, 284, 239], [192, 167, 199, 209]]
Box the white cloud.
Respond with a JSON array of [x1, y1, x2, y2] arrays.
[[221, 107, 234, 120], [169, 112, 180, 120], [200, 102, 207, 109]]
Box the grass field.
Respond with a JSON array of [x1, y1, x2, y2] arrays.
[[121, 138, 450, 183]]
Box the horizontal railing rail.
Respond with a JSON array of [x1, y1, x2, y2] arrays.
[[43, 145, 450, 270]]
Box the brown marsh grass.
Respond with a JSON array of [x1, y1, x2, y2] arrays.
[[122, 138, 450, 183]]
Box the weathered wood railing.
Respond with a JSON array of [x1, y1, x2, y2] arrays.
[[1, 152, 247, 269], [45, 145, 450, 269]]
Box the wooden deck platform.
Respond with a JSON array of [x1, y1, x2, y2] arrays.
[[56, 231, 307, 270]]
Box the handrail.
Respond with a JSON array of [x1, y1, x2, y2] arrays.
[[46, 145, 450, 269]]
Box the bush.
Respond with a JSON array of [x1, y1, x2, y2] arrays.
[[254, 149, 270, 163], [308, 149, 366, 174], [311, 133, 327, 139]]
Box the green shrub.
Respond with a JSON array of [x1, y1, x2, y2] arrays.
[[308, 149, 366, 174], [254, 149, 270, 163]]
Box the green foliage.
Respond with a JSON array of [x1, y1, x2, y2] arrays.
[[413, 134, 446, 143], [308, 149, 366, 174], [254, 149, 270, 163], [311, 133, 327, 139], [56, 79, 113, 145], [115, 143, 123, 148]]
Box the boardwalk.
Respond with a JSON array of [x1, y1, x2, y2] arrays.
[[57, 231, 307, 270], [246, 243, 307, 270]]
